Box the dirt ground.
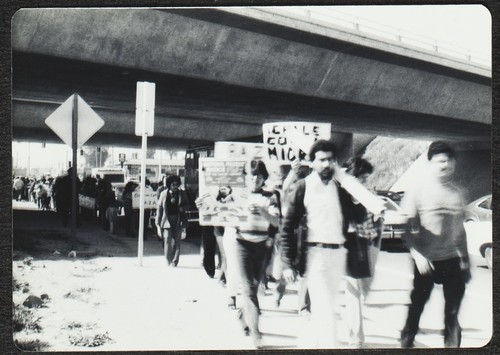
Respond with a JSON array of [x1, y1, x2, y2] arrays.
[[12, 206, 256, 352]]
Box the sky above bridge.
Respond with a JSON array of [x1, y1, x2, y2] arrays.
[[280, 5, 491, 66]]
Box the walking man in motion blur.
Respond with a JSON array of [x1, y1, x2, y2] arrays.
[[400, 141, 470, 348]]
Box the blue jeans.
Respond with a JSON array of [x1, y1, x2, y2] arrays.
[[236, 238, 268, 341]]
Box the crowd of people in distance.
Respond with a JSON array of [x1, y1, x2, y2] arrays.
[[13, 175, 54, 210], [14, 168, 166, 237]]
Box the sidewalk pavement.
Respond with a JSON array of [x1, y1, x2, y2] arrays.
[[12, 200, 492, 350], [12, 200, 305, 350]]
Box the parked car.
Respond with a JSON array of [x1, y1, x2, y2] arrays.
[[464, 194, 492, 222], [379, 196, 409, 239], [464, 195, 492, 269], [377, 190, 404, 205]]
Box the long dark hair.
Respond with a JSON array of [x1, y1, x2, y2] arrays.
[[166, 175, 181, 189], [343, 157, 373, 178], [216, 186, 232, 202]]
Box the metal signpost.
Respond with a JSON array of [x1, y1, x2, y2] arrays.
[[135, 81, 156, 266], [45, 94, 105, 248]]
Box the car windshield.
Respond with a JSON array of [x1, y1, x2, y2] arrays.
[[382, 198, 399, 211], [479, 196, 492, 210], [104, 174, 125, 183]]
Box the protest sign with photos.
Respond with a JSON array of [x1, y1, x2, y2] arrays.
[[198, 158, 250, 227]]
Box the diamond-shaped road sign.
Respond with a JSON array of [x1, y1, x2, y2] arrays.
[[45, 94, 105, 147]]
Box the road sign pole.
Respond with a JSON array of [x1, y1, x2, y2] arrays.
[[135, 81, 155, 267], [71, 93, 78, 249], [138, 129, 147, 267]]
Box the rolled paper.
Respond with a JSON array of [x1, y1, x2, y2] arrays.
[[335, 169, 386, 215]]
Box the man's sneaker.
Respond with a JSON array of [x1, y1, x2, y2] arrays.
[[227, 296, 236, 310], [253, 336, 263, 349], [299, 309, 311, 318]]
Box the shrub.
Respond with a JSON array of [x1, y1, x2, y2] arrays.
[[14, 338, 50, 351], [68, 331, 112, 347], [13, 303, 42, 333]]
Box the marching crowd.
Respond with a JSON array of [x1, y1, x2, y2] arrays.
[[14, 139, 471, 349], [192, 139, 470, 349]]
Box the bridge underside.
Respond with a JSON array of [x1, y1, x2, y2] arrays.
[[13, 52, 490, 149], [11, 8, 491, 149]]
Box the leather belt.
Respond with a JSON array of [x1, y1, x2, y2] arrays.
[[307, 242, 344, 249]]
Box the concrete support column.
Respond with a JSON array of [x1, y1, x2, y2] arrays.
[[331, 132, 353, 165]]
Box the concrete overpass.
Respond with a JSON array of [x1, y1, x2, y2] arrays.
[[12, 7, 491, 152]]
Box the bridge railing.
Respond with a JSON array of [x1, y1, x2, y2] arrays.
[[262, 7, 491, 68], [310, 9, 490, 67]]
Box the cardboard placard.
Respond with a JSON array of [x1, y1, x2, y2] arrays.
[[214, 141, 264, 160], [198, 158, 250, 227], [132, 189, 157, 209], [263, 122, 331, 162], [78, 194, 96, 210]]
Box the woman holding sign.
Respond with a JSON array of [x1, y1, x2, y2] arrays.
[[235, 160, 281, 349]]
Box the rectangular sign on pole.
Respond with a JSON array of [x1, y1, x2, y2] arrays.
[[135, 82, 155, 136]]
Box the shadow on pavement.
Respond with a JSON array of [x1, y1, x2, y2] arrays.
[[13, 209, 202, 261]]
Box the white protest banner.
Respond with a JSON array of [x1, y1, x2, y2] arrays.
[[78, 194, 95, 210], [263, 122, 331, 163], [214, 141, 265, 160], [198, 158, 250, 227], [132, 189, 157, 209]]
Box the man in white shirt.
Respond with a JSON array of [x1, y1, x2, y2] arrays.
[[280, 139, 378, 348]]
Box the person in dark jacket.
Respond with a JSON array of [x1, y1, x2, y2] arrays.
[[52, 168, 81, 227], [156, 175, 190, 267], [122, 181, 138, 237], [280, 140, 381, 348]]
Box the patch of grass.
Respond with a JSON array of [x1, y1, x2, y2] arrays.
[[13, 303, 42, 333], [68, 331, 112, 347], [64, 321, 83, 330], [64, 287, 93, 301], [13, 278, 22, 292], [14, 338, 50, 351], [77, 287, 93, 293]]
